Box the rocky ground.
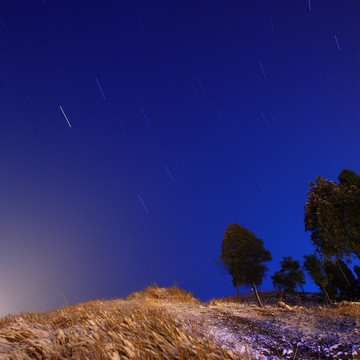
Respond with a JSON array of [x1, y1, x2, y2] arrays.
[[162, 291, 360, 359]]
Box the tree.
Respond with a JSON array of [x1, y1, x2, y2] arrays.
[[271, 256, 305, 302], [303, 254, 332, 304], [304, 253, 360, 301], [338, 169, 360, 188], [323, 259, 357, 300], [338, 169, 360, 259], [219, 223, 272, 307], [304, 169, 360, 261]]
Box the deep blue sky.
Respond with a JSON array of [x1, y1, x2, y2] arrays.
[[0, 0, 359, 316]]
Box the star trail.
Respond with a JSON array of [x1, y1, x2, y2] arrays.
[[0, 0, 359, 316]]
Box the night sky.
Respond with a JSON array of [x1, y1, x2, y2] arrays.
[[0, 1, 359, 317]]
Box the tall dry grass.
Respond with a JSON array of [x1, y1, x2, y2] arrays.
[[127, 284, 199, 303], [0, 287, 249, 360]]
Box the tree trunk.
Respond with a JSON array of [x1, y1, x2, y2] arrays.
[[336, 257, 350, 287], [300, 284, 305, 293], [235, 286, 240, 302], [252, 282, 263, 308], [321, 286, 332, 305], [296, 288, 302, 305]]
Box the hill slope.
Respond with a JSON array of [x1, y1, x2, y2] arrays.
[[0, 286, 359, 359]]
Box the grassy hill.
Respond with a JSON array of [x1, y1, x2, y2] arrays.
[[0, 286, 359, 359]]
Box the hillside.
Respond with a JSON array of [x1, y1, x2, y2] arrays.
[[0, 286, 359, 359]]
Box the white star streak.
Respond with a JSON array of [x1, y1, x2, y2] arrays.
[[259, 183, 271, 199], [137, 194, 149, 213], [60, 106, 71, 128], [95, 77, 106, 100], [164, 164, 175, 183], [259, 60, 266, 78], [334, 35, 340, 51], [261, 112, 270, 128], [270, 16, 275, 36], [117, 119, 128, 137], [140, 107, 150, 127], [200, 190, 210, 205]]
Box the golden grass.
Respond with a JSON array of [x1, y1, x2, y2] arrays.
[[2, 286, 356, 359], [313, 300, 360, 321], [127, 284, 200, 303], [0, 287, 248, 360]]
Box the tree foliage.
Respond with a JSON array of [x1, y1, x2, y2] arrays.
[[219, 223, 272, 307], [338, 169, 360, 188], [271, 256, 305, 293], [304, 169, 360, 260]]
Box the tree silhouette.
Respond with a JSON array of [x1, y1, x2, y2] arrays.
[[271, 256, 305, 302], [323, 259, 358, 300], [303, 253, 332, 304], [304, 169, 360, 261], [220, 223, 271, 307]]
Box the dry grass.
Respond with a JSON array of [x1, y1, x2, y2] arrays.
[[0, 287, 248, 360], [1, 286, 357, 359], [313, 300, 360, 322], [127, 284, 200, 303]]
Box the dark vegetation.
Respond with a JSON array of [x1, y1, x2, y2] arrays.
[[271, 256, 305, 302], [219, 224, 271, 308], [219, 168, 360, 305]]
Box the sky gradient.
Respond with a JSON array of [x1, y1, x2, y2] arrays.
[[0, 0, 359, 316]]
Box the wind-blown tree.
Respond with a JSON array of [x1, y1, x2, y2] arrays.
[[304, 169, 360, 261], [219, 223, 272, 308], [271, 256, 305, 302], [303, 253, 332, 304]]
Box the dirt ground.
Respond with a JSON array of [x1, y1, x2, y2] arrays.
[[162, 291, 360, 359]]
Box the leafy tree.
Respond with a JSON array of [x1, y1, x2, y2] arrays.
[[304, 169, 360, 261], [303, 254, 332, 304], [338, 169, 360, 258], [219, 223, 272, 307], [271, 256, 305, 302]]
